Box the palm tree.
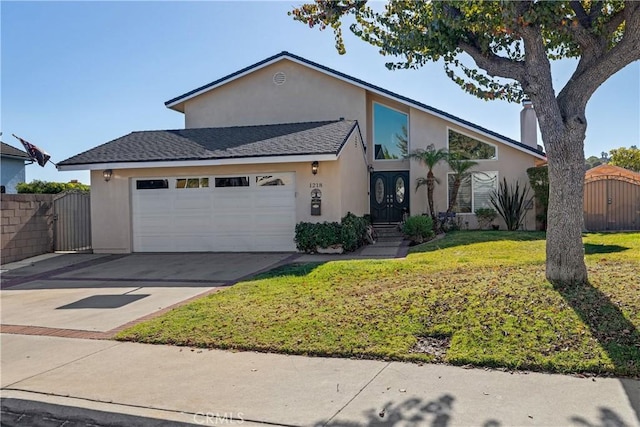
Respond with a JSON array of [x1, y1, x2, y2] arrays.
[[407, 145, 448, 220], [446, 153, 478, 215]]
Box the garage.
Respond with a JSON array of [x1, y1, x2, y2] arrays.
[[131, 172, 296, 252]]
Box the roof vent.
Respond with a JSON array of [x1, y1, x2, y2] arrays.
[[273, 72, 286, 85]]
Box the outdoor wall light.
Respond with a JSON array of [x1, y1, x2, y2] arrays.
[[103, 169, 113, 182], [311, 161, 319, 175]]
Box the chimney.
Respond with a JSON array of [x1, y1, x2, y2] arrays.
[[520, 99, 538, 149]]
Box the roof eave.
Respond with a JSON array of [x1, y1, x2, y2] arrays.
[[57, 153, 340, 172], [1, 154, 31, 161]]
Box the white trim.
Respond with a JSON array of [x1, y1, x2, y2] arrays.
[[57, 154, 338, 171], [166, 53, 546, 160], [372, 101, 409, 161], [447, 127, 499, 161]]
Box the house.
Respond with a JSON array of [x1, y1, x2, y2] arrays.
[[1, 141, 31, 194], [58, 51, 546, 253], [584, 163, 640, 231]]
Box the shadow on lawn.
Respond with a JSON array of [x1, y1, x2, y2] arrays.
[[250, 261, 326, 280], [554, 281, 640, 377], [314, 394, 634, 426], [583, 243, 630, 255], [410, 230, 546, 253]]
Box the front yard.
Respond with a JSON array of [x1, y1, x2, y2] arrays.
[[116, 231, 640, 377]]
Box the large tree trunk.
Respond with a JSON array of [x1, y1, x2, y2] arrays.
[[544, 128, 588, 286], [520, 25, 590, 287]]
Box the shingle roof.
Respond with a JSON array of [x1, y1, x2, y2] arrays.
[[165, 51, 545, 158], [58, 120, 359, 166], [0, 142, 30, 160]]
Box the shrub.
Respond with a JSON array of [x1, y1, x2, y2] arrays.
[[294, 213, 370, 253], [340, 212, 369, 252], [294, 221, 340, 252], [526, 166, 548, 230], [474, 207, 498, 230], [402, 215, 434, 243], [490, 178, 531, 231], [17, 180, 89, 194]]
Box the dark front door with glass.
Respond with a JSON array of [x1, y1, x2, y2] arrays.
[[370, 171, 409, 223]]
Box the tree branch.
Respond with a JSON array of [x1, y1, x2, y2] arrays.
[[570, 1, 591, 27], [458, 41, 526, 82], [568, 1, 600, 48], [603, 4, 628, 39], [589, 1, 603, 21], [559, 5, 640, 110]]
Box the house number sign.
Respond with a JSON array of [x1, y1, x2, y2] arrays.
[[310, 182, 323, 188]]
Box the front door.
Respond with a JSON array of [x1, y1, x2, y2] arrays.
[[370, 171, 409, 223]]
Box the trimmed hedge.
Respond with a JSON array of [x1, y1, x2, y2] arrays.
[[295, 213, 370, 253]]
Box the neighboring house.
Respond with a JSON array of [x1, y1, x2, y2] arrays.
[[1, 142, 31, 194], [58, 51, 546, 253], [584, 164, 640, 231]]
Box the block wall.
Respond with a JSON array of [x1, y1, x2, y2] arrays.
[[1, 194, 54, 264]]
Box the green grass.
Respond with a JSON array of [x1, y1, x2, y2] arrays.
[[116, 231, 640, 377]]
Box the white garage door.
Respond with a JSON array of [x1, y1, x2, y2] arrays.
[[131, 173, 296, 252]]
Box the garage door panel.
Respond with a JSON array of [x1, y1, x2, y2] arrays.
[[173, 217, 212, 232], [132, 173, 296, 252], [174, 196, 212, 210], [173, 234, 217, 252], [213, 213, 254, 227]]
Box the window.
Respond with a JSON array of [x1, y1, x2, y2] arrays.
[[373, 103, 408, 160], [448, 172, 498, 213], [176, 178, 209, 189], [215, 176, 249, 187], [136, 179, 169, 190], [256, 174, 291, 187], [448, 129, 497, 160]]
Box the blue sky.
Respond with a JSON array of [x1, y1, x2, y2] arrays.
[[2, 1, 638, 184]]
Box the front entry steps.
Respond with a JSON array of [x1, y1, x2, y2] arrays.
[[349, 224, 407, 258], [373, 224, 406, 247]]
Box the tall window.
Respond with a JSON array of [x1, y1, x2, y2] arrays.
[[373, 103, 408, 160], [448, 172, 498, 213], [448, 129, 497, 160]]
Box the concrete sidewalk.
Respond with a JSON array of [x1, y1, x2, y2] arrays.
[[2, 334, 639, 426]]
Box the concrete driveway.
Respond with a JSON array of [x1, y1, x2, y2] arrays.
[[0, 252, 294, 338]]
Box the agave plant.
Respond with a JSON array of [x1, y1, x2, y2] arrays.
[[490, 177, 531, 231]]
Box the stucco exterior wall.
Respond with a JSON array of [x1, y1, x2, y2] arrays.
[[1, 158, 27, 194], [339, 131, 369, 218], [184, 60, 368, 142], [408, 107, 538, 230], [89, 152, 368, 253]]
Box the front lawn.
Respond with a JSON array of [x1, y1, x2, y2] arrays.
[[116, 231, 640, 377]]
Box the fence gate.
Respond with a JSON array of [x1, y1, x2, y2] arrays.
[[584, 175, 640, 231], [53, 191, 92, 251]]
